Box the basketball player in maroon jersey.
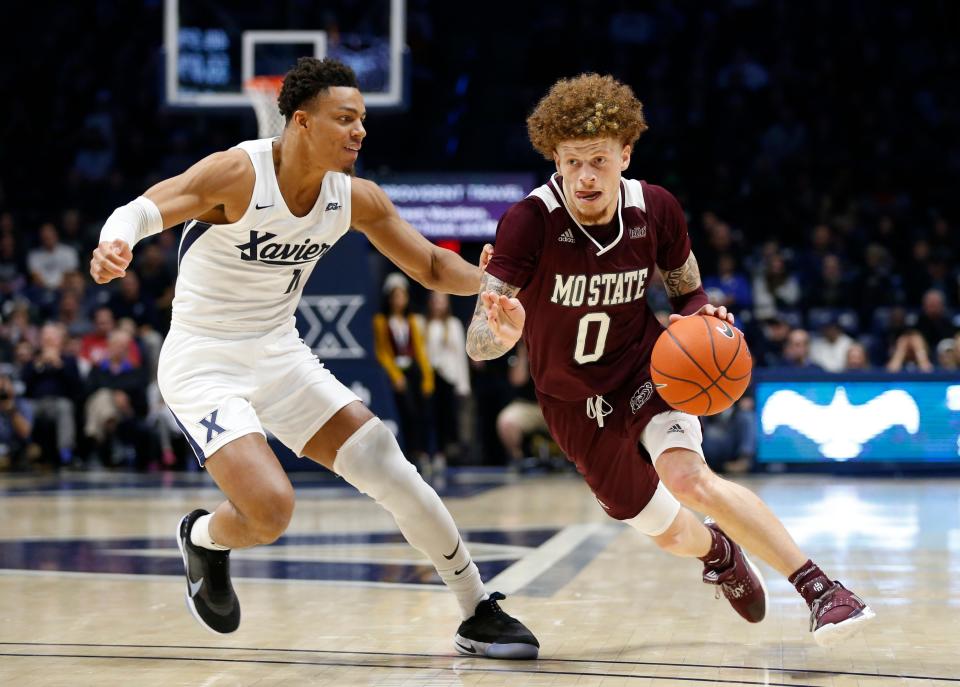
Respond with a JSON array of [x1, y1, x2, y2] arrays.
[[467, 74, 874, 646]]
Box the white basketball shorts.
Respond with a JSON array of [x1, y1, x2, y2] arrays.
[[158, 321, 360, 467]]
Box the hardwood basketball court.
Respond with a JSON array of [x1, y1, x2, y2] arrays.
[[0, 470, 956, 685]]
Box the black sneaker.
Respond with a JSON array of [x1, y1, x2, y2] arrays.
[[455, 592, 539, 659], [176, 509, 241, 634]]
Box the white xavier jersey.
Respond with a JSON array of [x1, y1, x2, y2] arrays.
[[172, 138, 352, 337]]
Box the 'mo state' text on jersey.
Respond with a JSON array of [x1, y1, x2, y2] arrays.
[[235, 230, 332, 265], [550, 268, 649, 307]]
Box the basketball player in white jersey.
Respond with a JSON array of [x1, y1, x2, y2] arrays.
[[89, 57, 538, 659]]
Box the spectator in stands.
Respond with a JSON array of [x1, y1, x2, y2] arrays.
[[751, 313, 791, 367], [780, 328, 822, 370], [135, 243, 176, 334], [108, 270, 160, 332], [858, 243, 901, 324], [373, 273, 434, 471], [59, 208, 86, 254], [874, 216, 911, 273], [752, 246, 801, 320], [702, 396, 756, 475], [798, 224, 836, 285], [703, 253, 752, 311], [903, 239, 933, 305], [57, 290, 92, 339], [0, 211, 14, 235], [0, 373, 33, 471], [0, 231, 27, 307], [79, 306, 141, 372], [21, 322, 80, 466], [923, 255, 954, 307], [929, 216, 956, 264], [843, 342, 872, 371], [886, 331, 934, 373], [697, 219, 740, 277], [108, 271, 163, 372], [809, 316, 854, 372], [496, 342, 550, 472], [27, 223, 79, 291], [422, 291, 471, 472], [935, 338, 957, 371], [61, 270, 103, 320], [3, 301, 38, 351], [807, 254, 854, 309], [84, 329, 149, 468], [916, 289, 955, 351]]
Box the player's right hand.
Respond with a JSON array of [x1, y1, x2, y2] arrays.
[[482, 291, 525, 348], [90, 239, 132, 284]]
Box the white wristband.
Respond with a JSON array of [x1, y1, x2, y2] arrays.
[[99, 196, 164, 248]]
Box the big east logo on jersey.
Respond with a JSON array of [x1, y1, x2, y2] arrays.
[[235, 231, 332, 266]]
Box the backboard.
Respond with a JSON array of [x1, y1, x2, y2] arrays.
[[164, 0, 406, 108]]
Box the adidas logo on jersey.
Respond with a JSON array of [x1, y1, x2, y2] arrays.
[[325, 201, 341, 212], [235, 230, 332, 266], [629, 225, 647, 239], [558, 228, 576, 244], [666, 423, 684, 434]]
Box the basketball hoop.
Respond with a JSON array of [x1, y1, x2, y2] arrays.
[[244, 76, 286, 139]]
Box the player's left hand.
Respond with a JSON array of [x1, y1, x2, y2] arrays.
[[481, 291, 525, 348], [478, 243, 494, 272], [669, 303, 735, 325]]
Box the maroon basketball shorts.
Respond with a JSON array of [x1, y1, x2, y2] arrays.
[[539, 379, 704, 534]]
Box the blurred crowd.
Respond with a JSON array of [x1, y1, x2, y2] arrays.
[[2, 1, 958, 472]]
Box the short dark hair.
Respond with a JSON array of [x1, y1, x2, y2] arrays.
[[277, 57, 359, 122]]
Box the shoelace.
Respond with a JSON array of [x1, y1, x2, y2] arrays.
[[485, 592, 517, 622], [586, 394, 613, 428], [709, 566, 752, 600], [808, 582, 848, 631], [487, 591, 506, 612], [809, 593, 831, 631]]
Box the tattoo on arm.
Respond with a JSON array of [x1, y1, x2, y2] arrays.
[[659, 252, 702, 297], [466, 272, 521, 360]]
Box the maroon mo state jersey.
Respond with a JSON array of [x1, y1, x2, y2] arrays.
[[486, 175, 691, 403]]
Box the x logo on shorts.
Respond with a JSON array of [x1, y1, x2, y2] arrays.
[[200, 410, 226, 444]]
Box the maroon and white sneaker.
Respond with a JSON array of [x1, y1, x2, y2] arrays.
[[810, 581, 875, 647], [702, 521, 768, 623]]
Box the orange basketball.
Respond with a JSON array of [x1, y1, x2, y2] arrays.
[[650, 315, 752, 416]]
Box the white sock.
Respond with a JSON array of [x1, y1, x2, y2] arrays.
[[334, 418, 488, 619], [190, 513, 230, 551]]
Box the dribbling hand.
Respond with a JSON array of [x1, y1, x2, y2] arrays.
[[481, 291, 525, 348], [668, 303, 735, 326], [90, 239, 133, 284]]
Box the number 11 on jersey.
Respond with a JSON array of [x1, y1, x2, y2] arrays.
[[285, 268, 303, 294]]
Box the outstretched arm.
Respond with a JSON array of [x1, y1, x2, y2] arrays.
[[90, 149, 252, 284], [466, 272, 524, 361], [352, 178, 489, 295], [658, 251, 734, 325]]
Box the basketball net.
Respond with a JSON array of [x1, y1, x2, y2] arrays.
[[244, 76, 285, 139]]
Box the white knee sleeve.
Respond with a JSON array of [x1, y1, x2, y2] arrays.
[[623, 482, 682, 536], [334, 418, 486, 618], [334, 419, 416, 498]]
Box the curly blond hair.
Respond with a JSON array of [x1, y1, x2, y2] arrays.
[[526, 74, 648, 160]]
